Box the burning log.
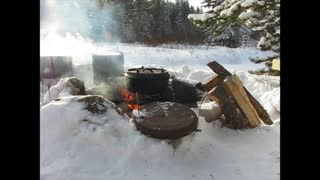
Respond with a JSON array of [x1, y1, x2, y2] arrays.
[[120, 88, 141, 110], [206, 61, 273, 125]]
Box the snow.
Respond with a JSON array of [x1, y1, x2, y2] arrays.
[[220, 1, 243, 17], [213, 5, 224, 12], [258, 36, 269, 48], [188, 13, 213, 21], [42, 78, 73, 105], [241, 0, 258, 8], [40, 43, 280, 180], [253, 25, 267, 31], [239, 10, 261, 20], [119, 44, 274, 73], [257, 1, 265, 6]]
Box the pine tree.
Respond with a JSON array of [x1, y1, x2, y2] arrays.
[[114, 0, 137, 42], [201, 0, 224, 9], [132, 0, 153, 42], [162, 2, 174, 40], [175, 0, 191, 43], [93, 0, 206, 44], [189, 0, 280, 75], [196, 7, 201, 14]]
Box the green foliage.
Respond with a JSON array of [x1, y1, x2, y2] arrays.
[[101, 0, 206, 44], [189, 0, 280, 75]]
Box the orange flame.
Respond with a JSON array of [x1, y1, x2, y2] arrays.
[[120, 88, 141, 110], [121, 88, 135, 101], [128, 104, 140, 110]]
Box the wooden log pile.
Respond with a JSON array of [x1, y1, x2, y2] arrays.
[[198, 61, 273, 129]]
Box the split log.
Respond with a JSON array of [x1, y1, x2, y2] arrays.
[[207, 61, 273, 125], [210, 85, 248, 129], [223, 75, 261, 128], [203, 75, 224, 92]]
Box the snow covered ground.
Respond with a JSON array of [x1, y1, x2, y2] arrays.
[[40, 43, 280, 180]]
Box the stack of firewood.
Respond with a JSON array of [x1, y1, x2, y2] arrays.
[[198, 61, 273, 129]]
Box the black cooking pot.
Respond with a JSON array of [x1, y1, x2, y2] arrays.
[[124, 66, 170, 95]]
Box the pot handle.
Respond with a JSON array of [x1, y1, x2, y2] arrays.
[[143, 68, 154, 73]]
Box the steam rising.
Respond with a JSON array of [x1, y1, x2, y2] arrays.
[[40, 0, 121, 57]]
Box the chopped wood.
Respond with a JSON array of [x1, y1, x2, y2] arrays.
[[210, 85, 248, 129], [207, 92, 221, 105], [207, 61, 273, 125], [223, 75, 261, 128], [271, 59, 280, 71], [203, 75, 224, 91]]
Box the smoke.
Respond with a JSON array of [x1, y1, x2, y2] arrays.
[[41, 0, 118, 39], [40, 0, 122, 57]]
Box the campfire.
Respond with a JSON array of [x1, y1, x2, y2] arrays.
[[41, 51, 273, 139], [120, 88, 141, 110]]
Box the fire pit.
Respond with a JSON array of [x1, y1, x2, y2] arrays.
[[117, 66, 203, 114], [87, 65, 202, 139]]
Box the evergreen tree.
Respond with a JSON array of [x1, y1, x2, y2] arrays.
[[131, 0, 153, 42], [162, 2, 174, 41], [114, 0, 137, 42], [201, 0, 224, 9], [189, 0, 280, 75], [97, 0, 206, 44]]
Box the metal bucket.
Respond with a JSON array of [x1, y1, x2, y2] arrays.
[[40, 56, 73, 79]]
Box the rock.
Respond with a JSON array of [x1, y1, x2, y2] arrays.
[[67, 77, 86, 95], [77, 95, 110, 114]]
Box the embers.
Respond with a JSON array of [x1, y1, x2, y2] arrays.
[[120, 88, 141, 110]]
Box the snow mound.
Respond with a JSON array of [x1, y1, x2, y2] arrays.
[[41, 95, 130, 178]]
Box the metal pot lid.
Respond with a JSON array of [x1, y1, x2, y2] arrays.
[[125, 66, 170, 79], [133, 102, 198, 139], [127, 66, 168, 74]]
